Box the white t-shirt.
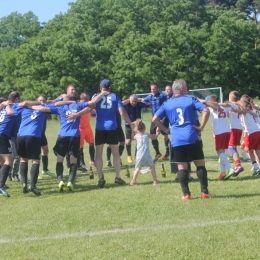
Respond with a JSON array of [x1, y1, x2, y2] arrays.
[[229, 104, 242, 130], [240, 111, 260, 135], [209, 106, 231, 135]]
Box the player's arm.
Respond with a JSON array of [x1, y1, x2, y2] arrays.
[[19, 101, 41, 107], [148, 127, 160, 140], [55, 100, 76, 106], [118, 107, 134, 130], [152, 115, 170, 134], [5, 103, 14, 116], [245, 108, 257, 117], [252, 104, 260, 111], [31, 105, 51, 113], [88, 91, 109, 108], [67, 107, 93, 121], [122, 99, 130, 106], [194, 107, 209, 133]]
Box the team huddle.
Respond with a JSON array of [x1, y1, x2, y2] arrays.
[[0, 79, 259, 200]]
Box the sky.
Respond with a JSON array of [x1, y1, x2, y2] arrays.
[[0, 0, 77, 23]]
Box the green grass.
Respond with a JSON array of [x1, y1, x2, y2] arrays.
[[2, 113, 260, 259]]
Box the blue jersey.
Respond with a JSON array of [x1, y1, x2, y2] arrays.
[[0, 106, 17, 137], [12, 104, 47, 138], [123, 102, 147, 125], [11, 113, 21, 138], [95, 93, 123, 130], [155, 95, 206, 147], [143, 92, 167, 115], [48, 102, 89, 137]]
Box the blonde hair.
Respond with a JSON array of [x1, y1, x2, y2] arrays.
[[133, 118, 146, 133], [229, 91, 240, 102]]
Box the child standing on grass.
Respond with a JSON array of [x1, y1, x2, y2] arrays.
[[130, 119, 160, 186]]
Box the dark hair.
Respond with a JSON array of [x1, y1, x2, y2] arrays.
[[0, 97, 7, 104], [8, 91, 20, 102]]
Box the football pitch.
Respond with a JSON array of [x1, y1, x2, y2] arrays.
[[1, 113, 260, 259]]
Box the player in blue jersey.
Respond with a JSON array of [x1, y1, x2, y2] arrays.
[[33, 93, 106, 192], [37, 95, 54, 178], [0, 92, 21, 197], [152, 79, 214, 200], [123, 94, 148, 164], [68, 79, 134, 187], [6, 96, 48, 196], [141, 83, 169, 161]]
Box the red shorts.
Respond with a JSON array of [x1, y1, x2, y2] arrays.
[[79, 127, 94, 147], [248, 132, 260, 150], [241, 132, 248, 149], [215, 132, 230, 151], [229, 129, 242, 147]]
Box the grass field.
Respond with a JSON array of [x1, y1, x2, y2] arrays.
[[2, 113, 260, 260]]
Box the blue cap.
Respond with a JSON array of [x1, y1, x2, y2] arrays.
[[205, 95, 210, 101], [100, 79, 111, 88]]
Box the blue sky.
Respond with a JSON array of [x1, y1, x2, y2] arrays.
[[0, 0, 76, 23]]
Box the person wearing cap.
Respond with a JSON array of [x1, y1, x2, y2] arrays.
[[67, 79, 134, 188]]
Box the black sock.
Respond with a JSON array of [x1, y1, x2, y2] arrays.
[[66, 153, 70, 168], [0, 164, 11, 187], [20, 162, 28, 184], [165, 139, 170, 154], [42, 155, 48, 171], [68, 163, 77, 183], [79, 148, 85, 165], [178, 169, 190, 195], [119, 144, 124, 156], [89, 145, 95, 161], [126, 144, 131, 156], [196, 166, 208, 193], [152, 139, 160, 154], [107, 146, 111, 161], [77, 151, 81, 167], [30, 164, 40, 187], [56, 162, 64, 182]]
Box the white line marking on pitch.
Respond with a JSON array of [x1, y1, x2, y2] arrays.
[[1, 216, 260, 244]]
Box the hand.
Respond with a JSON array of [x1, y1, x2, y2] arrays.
[[2, 100, 11, 106], [156, 127, 161, 136], [67, 112, 78, 121], [193, 125, 203, 134]]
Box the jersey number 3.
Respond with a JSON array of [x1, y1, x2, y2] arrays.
[[176, 108, 184, 125]]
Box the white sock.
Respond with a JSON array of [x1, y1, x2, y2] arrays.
[[219, 153, 231, 171]]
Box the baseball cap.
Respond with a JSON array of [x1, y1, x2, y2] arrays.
[[100, 79, 111, 88]]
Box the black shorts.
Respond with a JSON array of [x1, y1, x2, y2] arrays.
[[53, 136, 80, 158], [117, 126, 125, 143], [125, 125, 132, 140], [171, 140, 204, 163], [17, 136, 41, 160], [0, 135, 12, 154], [150, 122, 168, 136], [41, 132, 48, 147], [95, 130, 118, 145]]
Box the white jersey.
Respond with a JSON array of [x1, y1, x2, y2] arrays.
[[229, 104, 242, 130], [240, 111, 260, 135], [209, 106, 231, 135]]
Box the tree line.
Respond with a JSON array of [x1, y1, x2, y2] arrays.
[[0, 0, 260, 100]]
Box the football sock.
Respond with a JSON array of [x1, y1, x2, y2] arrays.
[[42, 155, 48, 171], [119, 144, 124, 156], [126, 144, 131, 156], [20, 162, 28, 184], [56, 162, 64, 182], [30, 164, 40, 187], [89, 145, 95, 161]]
